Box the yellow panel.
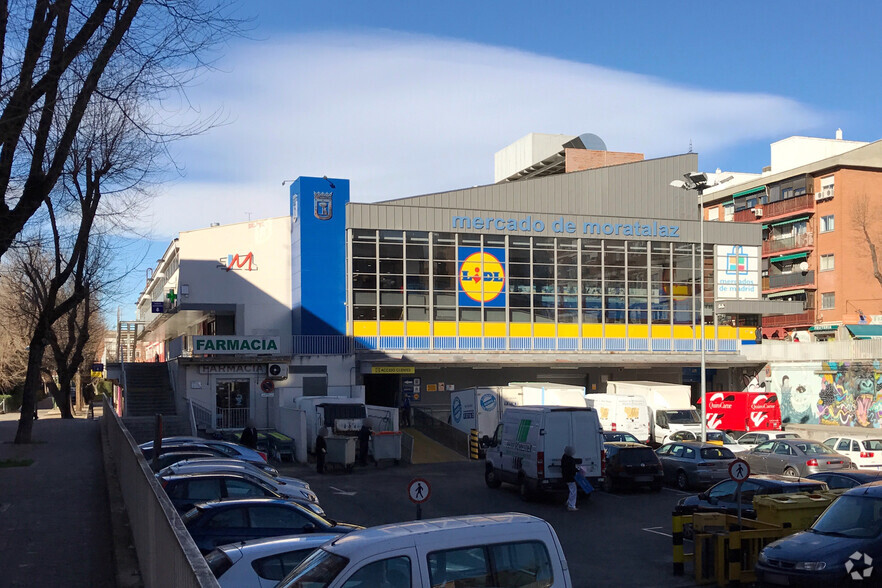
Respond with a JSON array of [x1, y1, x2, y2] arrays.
[[510, 323, 532, 337], [605, 324, 626, 337], [433, 322, 457, 336], [717, 325, 737, 340], [703, 326, 715, 338], [459, 323, 482, 336], [484, 322, 506, 337], [534, 323, 556, 337], [582, 324, 603, 337], [558, 324, 578, 338], [673, 325, 694, 339], [628, 325, 649, 338], [379, 321, 405, 336], [406, 322, 430, 336], [651, 325, 672, 338], [353, 321, 377, 337], [740, 327, 757, 340]]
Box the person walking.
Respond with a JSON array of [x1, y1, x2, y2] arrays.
[[315, 427, 328, 474], [561, 446, 581, 511], [357, 422, 373, 466], [401, 395, 411, 427], [240, 420, 258, 449]]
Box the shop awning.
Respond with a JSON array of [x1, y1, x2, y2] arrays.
[[767, 216, 810, 228], [809, 324, 839, 332], [733, 186, 766, 198], [770, 252, 809, 263], [845, 324, 882, 339], [766, 289, 805, 299]]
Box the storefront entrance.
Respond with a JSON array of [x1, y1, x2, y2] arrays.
[[216, 379, 250, 429]]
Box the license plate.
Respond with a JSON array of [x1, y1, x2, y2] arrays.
[[763, 572, 790, 586], [635, 475, 653, 482]]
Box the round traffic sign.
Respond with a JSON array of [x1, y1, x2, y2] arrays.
[[408, 478, 431, 504], [260, 378, 275, 394], [729, 458, 750, 482]]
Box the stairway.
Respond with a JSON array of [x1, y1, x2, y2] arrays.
[[123, 415, 193, 445], [123, 363, 177, 417]]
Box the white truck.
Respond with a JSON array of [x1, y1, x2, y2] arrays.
[[449, 382, 587, 440], [605, 381, 702, 445], [585, 394, 650, 443]]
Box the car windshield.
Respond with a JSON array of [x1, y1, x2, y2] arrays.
[[604, 432, 639, 443], [667, 410, 700, 424], [701, 447, 735, 460], [795, 441, 833, 455], [276, 548, 349, 588], [812, 495, 882, 538]]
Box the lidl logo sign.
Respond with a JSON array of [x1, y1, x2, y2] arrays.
[[458, 247, 506, 307]]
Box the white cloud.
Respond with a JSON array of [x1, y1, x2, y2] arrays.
[[143, 31, 826, 239]]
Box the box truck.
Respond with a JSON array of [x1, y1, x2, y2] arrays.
[[449, 382, 586, 440], [585, 394, 650, 443], [697, 391, 782, 433], [605, 381, 702, 445], [484, 406, 604, 500]]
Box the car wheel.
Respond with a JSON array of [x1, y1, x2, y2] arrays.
[[676, 471, 689, 491], [519, 479, 533, 502], [603, 476, 615, 493], [783, 466, 799, 477], [485, 466, 502, 489]]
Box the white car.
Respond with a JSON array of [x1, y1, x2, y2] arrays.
[[735, 430, 801, 447], [706, 430, 752, 454], [158, 459, 323, 513], [206, 534, 339, 588], [823, 437, 882, 469]]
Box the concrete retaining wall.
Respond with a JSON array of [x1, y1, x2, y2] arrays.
[[101, 397, 219, 588]]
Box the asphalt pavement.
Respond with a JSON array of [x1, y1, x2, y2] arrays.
[[0, 407, 119, 587]]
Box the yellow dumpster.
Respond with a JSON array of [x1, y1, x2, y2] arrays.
[[753, 493, 835, 531]]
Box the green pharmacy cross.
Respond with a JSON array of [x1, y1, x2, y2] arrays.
[[166, 289, 177, 304]]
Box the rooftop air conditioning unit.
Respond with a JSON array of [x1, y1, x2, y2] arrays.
[[816, 187, 834, 201], [751, 208, 763, 218], [267, 363, 288, 380]]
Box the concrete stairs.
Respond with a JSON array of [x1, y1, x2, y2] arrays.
[[123, 363, 177, 417], [123, 415, 193, 445]]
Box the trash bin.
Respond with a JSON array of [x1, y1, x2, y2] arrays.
[[753, 493, 836, 531], [267, 431, 295, 462], [325, 436, 357, 472], [371, 431, 402, 466]]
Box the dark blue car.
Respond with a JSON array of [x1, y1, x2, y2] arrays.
[[182, 498, 362, 554], [756, 481, 882, 587]]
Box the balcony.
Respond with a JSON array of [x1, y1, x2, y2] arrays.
[[763, 232, 814, 255], [762, 311, 814, 329], [763, 193, 815, 220], [767, 270, 815, 290]]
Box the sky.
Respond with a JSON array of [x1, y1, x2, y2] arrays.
[[114, 0, 882, 317]]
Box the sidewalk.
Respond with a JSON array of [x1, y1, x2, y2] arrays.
[[0, 408, 116, 587]]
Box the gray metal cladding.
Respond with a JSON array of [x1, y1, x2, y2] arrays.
[[346, 152, 760, 246]]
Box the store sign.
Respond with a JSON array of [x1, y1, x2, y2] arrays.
[[452, 214, 681, 239], [371, 366, 415, 374], [198, 364, 265, 374], [458, 247, 506, 308], [219, 252, 257, 272], [193, 336, 280, 355], [715, 245, 760, 300]]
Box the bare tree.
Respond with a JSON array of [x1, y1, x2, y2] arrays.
[[852, 195, 882, 289], [0, 272, 31, 397], [0, 0, 242, 260]]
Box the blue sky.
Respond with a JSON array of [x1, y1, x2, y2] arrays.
[[113, 0, 882, 317]]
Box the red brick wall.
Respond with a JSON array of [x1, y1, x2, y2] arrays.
[[565, 149, 644, 172]]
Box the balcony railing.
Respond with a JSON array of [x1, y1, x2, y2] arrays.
[[764, 232, 814, 255], [768, 270, 814, 290], [762, 311, 814, 329], [763, 193, 815, 219]]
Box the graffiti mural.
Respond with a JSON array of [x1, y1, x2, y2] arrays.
[[769, 361, 882, 428]]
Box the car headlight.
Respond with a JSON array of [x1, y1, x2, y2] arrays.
[[794, 562, 826, 571], [301, 490, 318, 502], [757, 551, 768, 564]]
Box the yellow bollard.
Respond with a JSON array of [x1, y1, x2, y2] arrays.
[[672, 511, 685, 575], [469, 429, 479, 460]]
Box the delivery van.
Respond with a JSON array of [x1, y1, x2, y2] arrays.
[[585, 394, 650, 443], [484, 406, 604, 499], [606, 381, 702, 445], [277, 513, 572, 588], [698, 391, 782, 433]]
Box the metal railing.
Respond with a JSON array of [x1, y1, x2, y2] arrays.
[[768, 270, 814, 289], [762, 312, 814, 329], [187, 399, 213, 433], [763, 232, 813, 255], [742, 339, 882, 362], [215, 407, 249, 430]]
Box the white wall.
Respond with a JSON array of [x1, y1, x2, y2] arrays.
[[494, 133, 574, 182], [770, 136, 867, 174]]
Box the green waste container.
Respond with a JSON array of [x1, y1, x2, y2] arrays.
[[753, 493, 836, 530]]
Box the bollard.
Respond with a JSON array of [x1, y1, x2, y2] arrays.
[[469, 429, 480, 460], [672, 510, 685, 576]]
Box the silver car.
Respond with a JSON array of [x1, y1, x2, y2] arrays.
[[656, 441, 736, 490], [742, 439, 853, 477]]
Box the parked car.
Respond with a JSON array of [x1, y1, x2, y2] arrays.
[[140, 437, 278, 476], [160, 457, 308, 486], [656, 442, 736, 490], [158, 472, 314, 514], [806, 469, 882, 490], [602, 442, 663, 492], [206, 534, 340, 587], [183, 498, 361, 554], [603, 431, 641, 444], [705, 430, 752, 454], [149, 451, 219, 472], [677, 474, 827, 519], [277, 513, 573, 588], [756, 481, 882, 586], [735, 430, 800, 447], [822, 437, 882, 469], [742, 439, 853, 477], [158, 460, 322, 514]]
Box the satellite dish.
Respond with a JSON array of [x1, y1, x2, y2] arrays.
[[799, 261, 809, 272]]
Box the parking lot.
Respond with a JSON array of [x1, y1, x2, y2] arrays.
[[279, 459, 699, 588]]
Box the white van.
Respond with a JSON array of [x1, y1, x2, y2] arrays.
[[585, 394, 650, 443], [276, 513, 572, 588], [483, 406, 605, 499]]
